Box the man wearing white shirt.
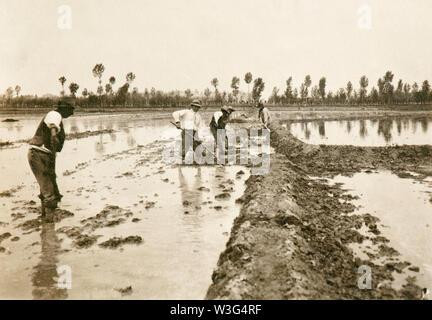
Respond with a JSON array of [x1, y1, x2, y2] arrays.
[[209, 106, 235, 150], [172, 100, 203, 160], [28, 100, 74, 218]]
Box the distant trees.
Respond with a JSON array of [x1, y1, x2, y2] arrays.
[[252, 77, 265, 102], [284, 77, 293, 104], [15, 85, 21, 97], [5, 87, 14, 100], [231, 76, 240, 102], [244, 72, 253, 101], [318, 77, 326, 101], [68, 82, 79, 97], [92, 63, 105, 96], [2, 66, 431, 108], [126, 72, 136, 85], [421, 80, 430, 104], [381, 71, 394, 104], [211, 77, 220, 103], [359, 76, 369, 104], [346, 81, 353, 102], [300, 75, 311, 102], [59, 76, 67, 96]]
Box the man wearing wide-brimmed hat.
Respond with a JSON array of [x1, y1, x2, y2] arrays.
[[172, 99, 203, 160], [209, 105, 235, 149], [28, 99, 75, 220]]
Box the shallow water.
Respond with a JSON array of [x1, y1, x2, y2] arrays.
[[331, 171, 432, 289], [0, 112, 250, 299], [284, 117, 432, 146]]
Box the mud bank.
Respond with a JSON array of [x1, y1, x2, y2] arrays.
[[270, 124, 432, 178], [206, 124, 428, 299]]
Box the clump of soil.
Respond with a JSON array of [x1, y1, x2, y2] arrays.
[[0, 185, 24, 197], [115, 286, 133, 296], [2, 118, 19, 122], [80, 205, 131, 231], [74, 234, 100, 249], [145, 201, 156, 209], [99, 236, 143, 249]]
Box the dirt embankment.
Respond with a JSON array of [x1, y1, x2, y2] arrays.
[[206, 124, 428, 300], [270, 124, 432, 178]]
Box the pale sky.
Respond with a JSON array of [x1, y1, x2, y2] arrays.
[[1, 0, 431, 98]]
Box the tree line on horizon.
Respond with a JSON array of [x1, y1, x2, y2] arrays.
[[1, 65, 431, 108]]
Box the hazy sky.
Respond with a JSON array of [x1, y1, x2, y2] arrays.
[[1, 0, 431, 98]]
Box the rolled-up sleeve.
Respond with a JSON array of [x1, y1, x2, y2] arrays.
[[172, 110, 185, 123]]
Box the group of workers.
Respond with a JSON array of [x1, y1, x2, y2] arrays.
[[172, 99, 271, 160], [28, 99, 270, 219]]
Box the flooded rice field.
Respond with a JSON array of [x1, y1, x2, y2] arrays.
[[0, 112, 249, 299], [282, 116, 432, 146], [330, 170, 432, 290], [2, 110, 432, 299]]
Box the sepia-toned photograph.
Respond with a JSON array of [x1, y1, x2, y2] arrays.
[[0, 0, 431, 303]]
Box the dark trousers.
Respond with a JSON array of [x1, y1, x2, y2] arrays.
[[28, 148, 61, 209], [181, 129, 201, 159], [210, 125, 229, 151]]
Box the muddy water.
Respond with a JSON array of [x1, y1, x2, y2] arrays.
[[331, 171, 432, 289], [0, 113, 250, 299], [284, 117, 432, 146]]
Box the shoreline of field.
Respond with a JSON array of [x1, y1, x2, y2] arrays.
[[1, 103, 432, 116]]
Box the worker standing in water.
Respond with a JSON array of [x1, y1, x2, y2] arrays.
[[209, 105, 235, 151], [28, 99, 75, 220], [172, 99, 203, 161], [257, 102, 271, 128]]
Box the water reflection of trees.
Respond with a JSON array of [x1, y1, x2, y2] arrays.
[[127, 134, 136, 147], [359, 120, 368, 138], [317, 121, 325, 137], [32, 221, 68, 300], [95, 133, 105, 154], [396, 119, 402, 135], [419, 117, 428, 133], [377, 119, 393, 143], [300, 122, 311, 140], [346, 121, 352, 134]]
